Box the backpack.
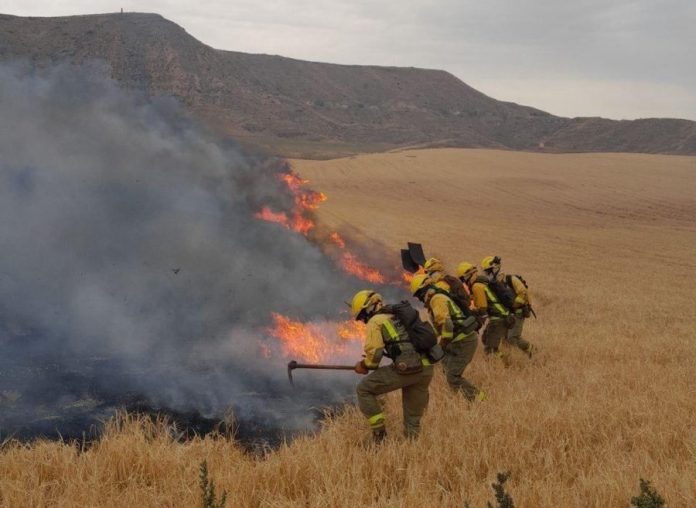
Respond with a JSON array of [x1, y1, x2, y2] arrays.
[[441, 275, 473, 316], [505, 274, 532, 317], [379, 301, 437, 354], [487, 277, 516, 309], [430, 287, 480, 333], [505, 274, 528, 292]]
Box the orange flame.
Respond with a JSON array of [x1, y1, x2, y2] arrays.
[[340, 252, 385, 284], [255, 171, 324, 234], [281, 172, 307, 191], [328, 232, 346, 248], [289, 211, 315, 235], [268, 313, 327, 363], [255, 169, 400, 285], [267, 313, 363, 363], [255, 207, 289, 226], [336, 319, 366, 340], [401, 267, 425, 284], [297, 191, 327, 210]]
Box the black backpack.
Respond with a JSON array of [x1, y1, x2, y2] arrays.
[[380, 301, 437, 354], [487, 277, 516, 309], [441, 275, 473, 317], [442, 275, 471, 316]]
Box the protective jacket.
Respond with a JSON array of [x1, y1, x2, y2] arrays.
[[429, 271, 451, 293], [362, 313, 426, 369], [506, 274, 532, 309], [431, 271, 475, 311], [472, 276, 509, 320], [427, 292, 476, 345]]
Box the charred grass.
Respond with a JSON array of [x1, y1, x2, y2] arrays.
[[1, 149, 695, 506]]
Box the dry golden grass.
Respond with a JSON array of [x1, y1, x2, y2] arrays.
[[2, 148, 696, 507]]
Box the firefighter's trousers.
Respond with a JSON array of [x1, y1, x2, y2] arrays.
[[442, 332, 479, 400], [505, 314, 532, 352], [356, 363, 434, 438], [482, 318, 508, 353]]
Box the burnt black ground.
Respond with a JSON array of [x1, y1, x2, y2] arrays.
[[0, 333, 349, 449]]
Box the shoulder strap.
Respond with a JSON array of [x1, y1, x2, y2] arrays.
[[430, 286, 450, 297], [431, 287, 467, 318]]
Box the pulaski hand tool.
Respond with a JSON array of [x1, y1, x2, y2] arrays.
[[287, 360, 355, 386]]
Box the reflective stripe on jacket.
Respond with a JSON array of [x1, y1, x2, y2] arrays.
[[472, 281, 509, 320], [362, 313, 409, 368], [507, 274, 531, 308], [427, 292, 469, 342]]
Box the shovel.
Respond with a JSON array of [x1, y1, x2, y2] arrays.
[[408, 242, 426, 266], [401, 249, 420, 273], [401, 242, 427, 273]]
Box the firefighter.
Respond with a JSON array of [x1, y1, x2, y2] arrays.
[[350, 290, 434, 442], [423, 257, 450, 292], [471, 256, 514, 359], [503, 273, 536, 357], [456, 261, 477, 304], [410, 274, 484, 401], [424, 257, 473, 312]]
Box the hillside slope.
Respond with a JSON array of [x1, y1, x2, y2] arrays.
[[1, 12, 695, 157]]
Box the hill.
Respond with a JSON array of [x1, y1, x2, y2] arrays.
[[1, 12, 695, 158]]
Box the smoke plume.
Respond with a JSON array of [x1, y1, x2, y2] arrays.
[[0, 63, 382, 440]]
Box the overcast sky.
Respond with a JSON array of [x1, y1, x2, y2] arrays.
[[4, 0, 696, 120]]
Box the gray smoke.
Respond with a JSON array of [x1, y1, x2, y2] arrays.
[[0, 63, 381, 439]]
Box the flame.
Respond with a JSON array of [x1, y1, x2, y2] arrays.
[[255, 168, 398, 285], [328, 232, 387, 284], [336, 319, 366, 340], [297, 190, 327, 210], [268, 313, 327, 363], [340, 252, 385, 284], [401, 267, 425, 284], [267, 313, 363, 363], [255, 170, 324, 234], [288, 211, 315, 235], [255, 207, 289, 226], [281, 172, 307, 191], [328, 231, 346, 249]]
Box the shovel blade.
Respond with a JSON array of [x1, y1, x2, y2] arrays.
[[407, 242, 426, 266], [401, 249, 420, 273]]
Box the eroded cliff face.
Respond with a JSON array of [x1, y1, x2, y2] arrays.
[[2, 12, 695, 158]]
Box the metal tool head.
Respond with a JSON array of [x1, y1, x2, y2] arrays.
[[401, 249, 420, 273], [407, 242, 426, 266], [287, 360, 298, 386]]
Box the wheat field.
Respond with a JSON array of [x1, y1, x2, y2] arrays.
[[1, 148, 695, 507]]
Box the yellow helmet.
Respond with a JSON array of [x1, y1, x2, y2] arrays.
[[409, 273, 431, 296], [481, 255, 501, 272], [423, 257, 444, 275], [456, 261, 476, 280], [350, 290, 383, 320]]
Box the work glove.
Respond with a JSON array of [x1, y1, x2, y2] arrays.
[[354, 360, 369, 375], [505, 314, 516, 329]]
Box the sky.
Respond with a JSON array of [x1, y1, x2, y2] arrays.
[[3, 0, 696, 120]]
